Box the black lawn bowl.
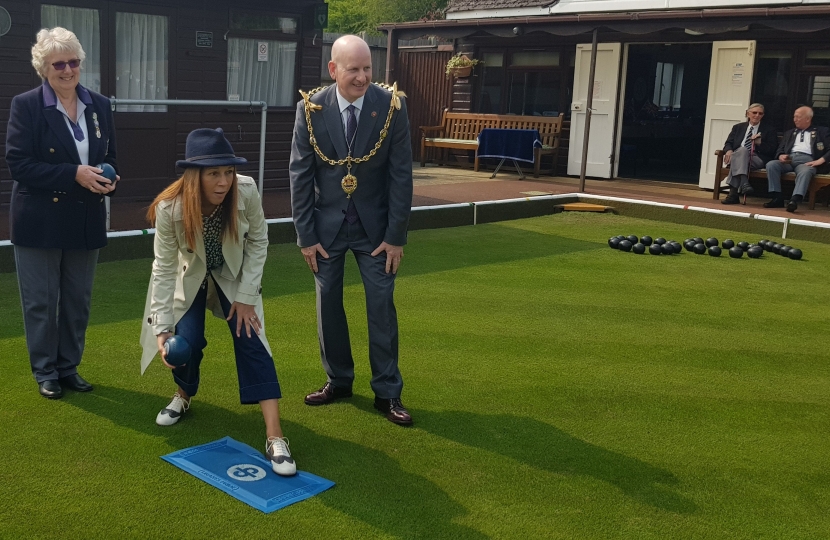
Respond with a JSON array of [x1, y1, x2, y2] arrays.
[[747, 246, 764, 259], [708, 246, 722, 257], [780, 246, 793, 257], [788, 248, 803, 260], [705, 237, 719, 248], [729, 246, 744, 258], [618, 240, 633, 252], [759, 239, 770, 249], [632, 243, 646, 254], [640, 235, 653, 246], [737, 241, 750, 251], [684, 241, 695, 251], [609, 237, 621, 249], [626, 235, 639, 244], [693, 243, 707, 255], [722, 239, 735, 249], [649, 244, 663, 255], [661, 243, 675, 255], [669, 241, 683, 254], [654, 237, 667, 245], [772, 243, 783, 254], [693, 237, 704, 245]]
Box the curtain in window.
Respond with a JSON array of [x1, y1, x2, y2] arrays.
[[227, 39, 296, 107], [116, 12, 168, 112], [41, 5, 101, 93]]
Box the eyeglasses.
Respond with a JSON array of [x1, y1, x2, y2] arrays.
[[748, 111, 764, 115], [51, 59, 81, 71]]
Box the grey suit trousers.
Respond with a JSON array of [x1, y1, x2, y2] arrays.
[[14, 246, 98, 382], [313, 219, 402, 399], [726, 146, 764, 189], [766, 152, 816, 197]]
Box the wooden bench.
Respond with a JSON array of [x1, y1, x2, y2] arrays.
[[420, 111, 564, 178], [712, 150, 830, 209]]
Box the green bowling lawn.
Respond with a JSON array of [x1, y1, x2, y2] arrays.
[[1, 212, 828, 539]]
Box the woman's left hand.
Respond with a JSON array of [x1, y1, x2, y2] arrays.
[[227, 301, 261, 338]]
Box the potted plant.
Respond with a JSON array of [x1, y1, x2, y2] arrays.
[[445, 54, 481, 79]]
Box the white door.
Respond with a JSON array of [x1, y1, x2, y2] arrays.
[[698, 40, 756, 189], [567, 42, 622, 178]]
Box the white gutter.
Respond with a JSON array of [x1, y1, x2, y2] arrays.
[[447, 7, 548, 20]]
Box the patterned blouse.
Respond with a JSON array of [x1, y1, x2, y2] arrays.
[[202, 205, 225, 283]]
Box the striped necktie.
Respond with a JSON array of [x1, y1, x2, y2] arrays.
[[743, 126, 754, 150]]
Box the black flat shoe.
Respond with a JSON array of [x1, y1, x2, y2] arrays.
[[59, 373, 93, 392], [39, 380, 63, 399], [763, 198, 785, 209], [721, 194, 739, 205], [786, 200, 798, 213]]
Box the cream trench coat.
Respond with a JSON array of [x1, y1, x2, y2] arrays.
[[139, 175, 271, 373]]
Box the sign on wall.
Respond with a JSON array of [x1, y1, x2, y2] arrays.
[[196, 31, 213, 48]]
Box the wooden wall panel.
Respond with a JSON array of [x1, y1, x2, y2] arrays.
[[396, 49, 454, 161], [0, 0, 325, 210]]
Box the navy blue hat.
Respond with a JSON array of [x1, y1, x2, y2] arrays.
[[176, 127, 248, 169]]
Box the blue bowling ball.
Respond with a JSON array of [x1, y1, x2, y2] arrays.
[[96, 163, 117, 183], [163, 335, 192, 366]]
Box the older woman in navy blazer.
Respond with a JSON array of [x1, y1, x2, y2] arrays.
[[5, 27, 118, 399]]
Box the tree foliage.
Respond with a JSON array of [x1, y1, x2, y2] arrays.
[[326, 0, 446, 35]]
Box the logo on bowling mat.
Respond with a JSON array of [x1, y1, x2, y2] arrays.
[[227, 463, 266, 482]]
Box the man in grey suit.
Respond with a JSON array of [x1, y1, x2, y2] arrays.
[[289, 35, 414, 425]]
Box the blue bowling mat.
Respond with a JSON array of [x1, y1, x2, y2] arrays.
[[162, 436, 334, 513]]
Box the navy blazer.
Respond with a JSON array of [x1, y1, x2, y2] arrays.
[[775, 124, 830, 164], [5, 82, 118, 249], [723, 121, 778, 165]]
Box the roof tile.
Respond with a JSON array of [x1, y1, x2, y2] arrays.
[[447, 0, 555, 13]]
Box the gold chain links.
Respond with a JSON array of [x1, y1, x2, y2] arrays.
[[299, 82, 406, 168]]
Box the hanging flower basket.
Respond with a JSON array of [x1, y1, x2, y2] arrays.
[[445, 54, 481, 79], [449, 66, 473, 79]]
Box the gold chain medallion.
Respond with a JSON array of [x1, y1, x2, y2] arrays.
[[341, 173, 357, 197], [299, 82, 406, 197]]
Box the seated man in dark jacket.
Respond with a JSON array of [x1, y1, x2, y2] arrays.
[[764, 106, 830, 212], [721, 103, 777, 204]]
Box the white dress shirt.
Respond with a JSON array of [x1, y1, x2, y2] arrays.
[[791, 128, 813, 155], [335, 88, 365, 149], [56, 96, 89, 165]]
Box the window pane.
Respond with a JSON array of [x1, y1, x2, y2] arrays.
[[805, 50, 830, 67], [751, 50, 791, 130], [227, 39, 297, 107], [478, 53, 503, 113], [115, 12, 168, 112], [807, 75, 830, 127], [510, 51, 559, 67], [41, 5, 101, 93], [230, 12, 298, 34], [653, 62, 683, 110], [508, 71, 560, 116]]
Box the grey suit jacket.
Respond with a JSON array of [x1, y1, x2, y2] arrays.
[[289, 84, 413, 250]]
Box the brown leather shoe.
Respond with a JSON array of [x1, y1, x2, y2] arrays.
[[304, 382, 353, 405], [374, 397, 413, 426]]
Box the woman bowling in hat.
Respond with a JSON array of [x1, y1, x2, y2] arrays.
[[139, 127, 295, 476]]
